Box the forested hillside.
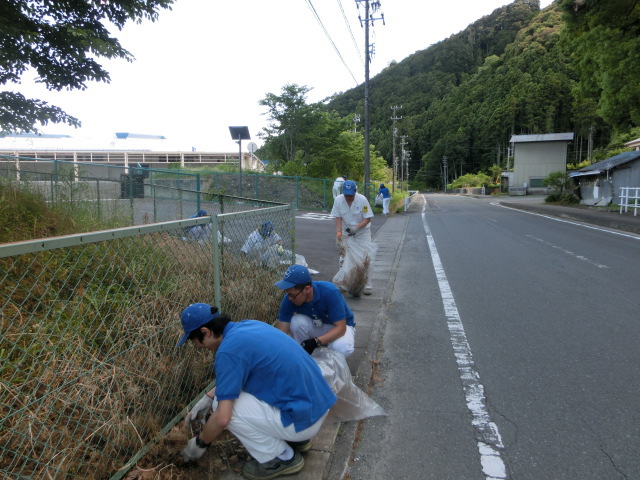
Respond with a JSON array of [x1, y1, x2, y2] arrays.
[[326, 0, 640, 189]]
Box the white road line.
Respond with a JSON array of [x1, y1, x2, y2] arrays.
[[295, 213, 333, 221], [492, 202, 640, 241], [527, 235, 609, 268], [422, 203, 507, 480]]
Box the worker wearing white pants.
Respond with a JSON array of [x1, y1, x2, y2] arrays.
[[275, 265, 357, 358], [289, 313, 355, 357], [332, 175, 346, 198], [177, 304, 335, 480], [210, 392, 328, 462]]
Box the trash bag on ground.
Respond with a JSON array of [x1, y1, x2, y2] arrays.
[[332, 236, 377, 296], [312, 348, 386, 422], [259, 245, 308, 268]]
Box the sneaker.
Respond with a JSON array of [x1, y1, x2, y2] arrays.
[[287, 439, 312, 453], [242, 451, 304, 480], [363, 287, 372, 295]]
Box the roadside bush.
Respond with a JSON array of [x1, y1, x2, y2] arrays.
[[545, 192, 580, 204]]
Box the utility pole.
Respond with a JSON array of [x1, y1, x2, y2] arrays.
[[357, 0, 384, 199], [400, 135, 408, 192], [442, 156, 448, 192], [390, 105, 402, 193]]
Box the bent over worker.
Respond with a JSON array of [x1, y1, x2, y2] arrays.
[[274, 264, 356, 358], [178, 303, 336, 480]]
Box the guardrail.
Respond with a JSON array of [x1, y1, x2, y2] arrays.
[[619, 186, 640, 216]]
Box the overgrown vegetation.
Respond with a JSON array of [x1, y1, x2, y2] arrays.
[[544, 170, 579, 204], [0, 183, 282, 479]]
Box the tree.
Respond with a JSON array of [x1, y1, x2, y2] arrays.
[[543, 171, 573, 194], [258, 84, 389, 182], [0, 0, 174, 133]]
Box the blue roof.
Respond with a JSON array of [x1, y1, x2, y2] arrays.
[[578, 150, 640, 172]]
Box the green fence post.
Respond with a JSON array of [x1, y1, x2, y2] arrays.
[[296, 176, 300, 210], [323, 178, 327, 211], [211, 215, 222, 310], [196, 173, 201, 212]]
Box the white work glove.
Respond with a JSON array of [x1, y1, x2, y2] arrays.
[[184, 394, 214, 428], [181, 437, 208, 462], [346, 226, 358, 236]]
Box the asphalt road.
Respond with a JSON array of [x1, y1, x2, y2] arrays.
[[345, 194, 640, 480]]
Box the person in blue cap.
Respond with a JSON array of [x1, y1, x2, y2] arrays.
[[378, 183, 391, 215], [241, 221, 283, 263], [330, 180, 374, 295], [274, 264, 356, 357], [183, 209, 212, 242], [177, 303, 336, 480]]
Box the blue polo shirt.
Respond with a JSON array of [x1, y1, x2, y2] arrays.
[[214, 320, 336, 431], [278, 281, 356, 327]]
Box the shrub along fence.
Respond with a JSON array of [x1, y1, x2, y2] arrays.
[[0, 203, 295, 479]]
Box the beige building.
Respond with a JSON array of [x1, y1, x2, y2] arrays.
[[509, 133, 574, 193]]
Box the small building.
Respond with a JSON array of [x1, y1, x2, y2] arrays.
[[508, 133, 574, 194], [569, 150, 640, 205], [624, 137, 640, 150]]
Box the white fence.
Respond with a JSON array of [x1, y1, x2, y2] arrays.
[[619, 187, 640, 216]]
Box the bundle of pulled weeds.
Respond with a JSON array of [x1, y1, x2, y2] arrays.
[[337, 254, 370, 297]]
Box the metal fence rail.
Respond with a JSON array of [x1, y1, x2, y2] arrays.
[[0, 205, 295, 479], [1, 156, 378, 212], [619, 186, 640, 216]]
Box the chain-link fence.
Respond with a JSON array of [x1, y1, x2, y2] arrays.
[[1, 196, 298, 478], [1, 156, 378, 214]]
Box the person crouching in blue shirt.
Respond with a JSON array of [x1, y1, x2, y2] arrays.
[[274, 264, 356, 358], [178, 303, 336, 480]]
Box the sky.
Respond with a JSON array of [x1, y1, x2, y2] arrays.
[[13, 0, 554, 152]]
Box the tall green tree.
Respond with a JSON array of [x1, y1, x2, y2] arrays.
[[0, 0, 174, 133], [559, 0, 640, 129], [258, 84, 389, 182]]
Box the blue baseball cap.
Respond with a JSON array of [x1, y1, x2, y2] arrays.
[[260, 221, 274, 237], [177, 303, 219, 346], [342, 180, 357, 195], [274, 265, 312, 289]]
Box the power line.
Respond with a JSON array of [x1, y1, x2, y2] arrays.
[[304, 0, 360, 85], [336, 0, 364, 66]]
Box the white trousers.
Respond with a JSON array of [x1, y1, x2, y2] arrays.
[[290, 314, 355, 358], [382, 197, 391, 214], [213, 392, 328, 463]]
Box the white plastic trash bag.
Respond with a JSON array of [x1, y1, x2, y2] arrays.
[[375, 193, 383, 206], [312, 349, 386, 422], [332, 236, 377, 296], [259, 245, 308, 268]]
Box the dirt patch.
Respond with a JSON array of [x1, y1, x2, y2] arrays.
[[125, 426, 249, 480]]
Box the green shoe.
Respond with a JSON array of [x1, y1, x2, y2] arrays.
[[242, 451, 304, 480], [287, 439, 313, 452]]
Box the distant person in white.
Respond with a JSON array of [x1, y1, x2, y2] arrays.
[[332, 175, 347, 199]]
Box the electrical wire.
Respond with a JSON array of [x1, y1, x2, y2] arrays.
[[336, 0, 364, 66], [304, 0, 360, 85]]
